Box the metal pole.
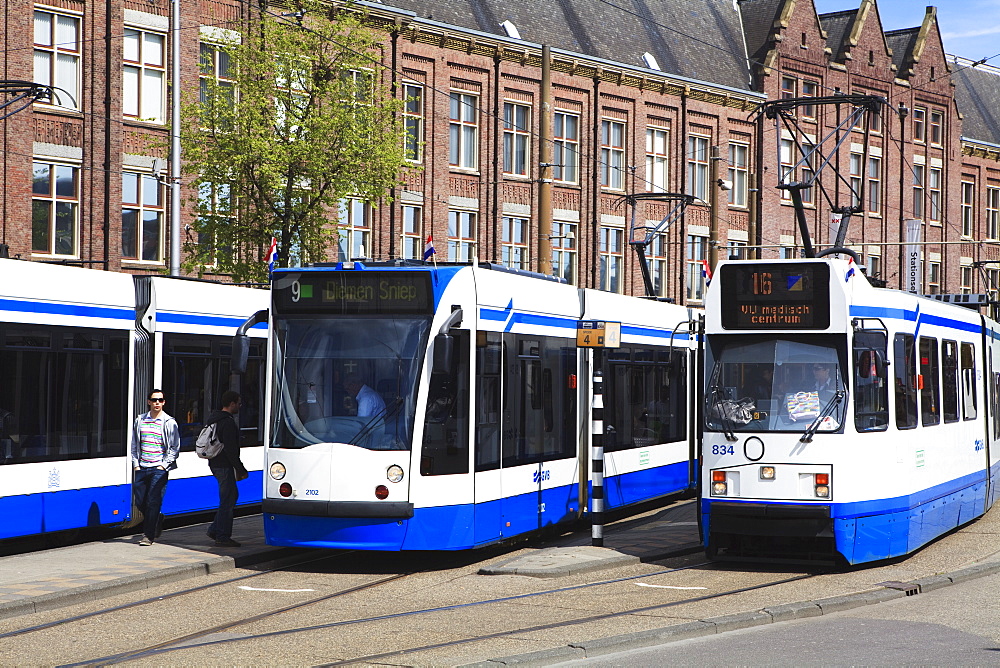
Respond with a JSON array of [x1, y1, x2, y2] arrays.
[[169, 0, 181, 276], [591, 366, 605, 547], [709, 145, 721, 269], [537, 45, 553, 276]]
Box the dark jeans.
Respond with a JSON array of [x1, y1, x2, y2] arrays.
[[209, 466, 239, 540], [133, 467, 168, 540]]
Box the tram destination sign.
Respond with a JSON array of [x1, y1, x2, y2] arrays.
[[719, 263, 830, 330], [274, 271, 433, 315]]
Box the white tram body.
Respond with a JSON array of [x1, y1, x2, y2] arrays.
[[702, 258, 999, 564], [0, 259, 268, 540], [260, 262, 698, 550]]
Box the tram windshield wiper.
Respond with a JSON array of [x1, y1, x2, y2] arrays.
[[800, 390, 846, 443], [707, 383, 737, 441], [349, 397, 404, 448]]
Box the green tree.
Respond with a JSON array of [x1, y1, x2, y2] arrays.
[[182, 0, 409, 282]]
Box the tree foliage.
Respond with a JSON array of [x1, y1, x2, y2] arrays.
[[181, 0, 409, 282]]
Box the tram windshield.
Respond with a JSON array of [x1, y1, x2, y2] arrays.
[[706, 336, 847, 433], [270, 316, 431, 450]]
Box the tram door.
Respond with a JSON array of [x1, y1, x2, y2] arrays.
[[473, 332, 503, 544]]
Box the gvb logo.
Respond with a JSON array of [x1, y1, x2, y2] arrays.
[[47, 468, 61, 489], [975, 439, 986, 452], [533, 469, 551, 484]]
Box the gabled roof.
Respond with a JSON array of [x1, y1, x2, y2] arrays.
[[953, 60, 1000, 146], [737, 0, 785, 67], [885, 27, 918, 76], [818, 9, 857, 61], [379, 0, 753, 91]]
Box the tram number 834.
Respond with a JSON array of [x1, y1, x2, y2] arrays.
[[711, 445, 736, 455]]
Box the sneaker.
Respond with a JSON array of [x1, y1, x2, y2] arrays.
[[139, 537, 153, 546], [214, 538, 241, 548]]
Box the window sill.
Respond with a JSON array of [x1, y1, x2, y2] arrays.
[[122, 259, 166, 266], [32, 104, 83, 118], [123, 118, 168, 129], [449, 167, 480, 176]]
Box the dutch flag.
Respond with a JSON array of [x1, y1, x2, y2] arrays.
[[701, 259, 712, 284], [845, 256, 856, 282], [266, 237, 278, 275], [423, 235, 436, 261]]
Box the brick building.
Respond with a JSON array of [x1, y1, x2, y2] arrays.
[[4, 0, 1000, 303]]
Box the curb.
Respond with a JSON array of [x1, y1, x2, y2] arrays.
[[0, 546, 295, 623], [465, 559, 1000, 665]]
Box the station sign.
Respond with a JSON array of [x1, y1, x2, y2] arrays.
[[577, 321, 621, 348]]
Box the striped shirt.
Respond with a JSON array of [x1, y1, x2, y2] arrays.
[[138, 416, 166, 467]]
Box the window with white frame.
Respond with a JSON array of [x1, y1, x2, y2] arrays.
[[929, 110, 943, 145], [867, 156, 882, 214], [728, 240, 747, 260], [779, 139, 794, 201], [687, 135, 709, 200], [337, 198, 370, 261], [122, 171, 163, 262], [645, 127, 669, 192], [401, 204, 422, 259], [649, 233, 669, 296], [601, 119, 626, 190], [927, 261, 941, 294], [449, 92, 478, 170], [912, 107, 926, 142], [961, 265, 973, 295], [448, 210, 476, 262], [32, 161, 79, 256], [780, 76, 795, 100], [850, 153, 863, 208], [599, 226, 624, 293], [199, 43, 235, 129], [551, 221, 577, 284], [928, 167, 941, 223], [501, 216, 529, 269], [403, 84, 424, 163], [801, 142, 815, 204], [33, 10, 80, 110], [868, 253, 882, 282], [686, 234, 707, 302], [727, 142, 748, 207], [988, 187, 1000, 240], [989, 268, 1000, 300], [553, 111, 580, 183], [962, 181, 975, 237], [196, 180, 233, 266], [912, 164, 925, 219], [780, 139, 812, 203], [123, 28, 166, 123], [503, 102, 531, 177], [780, 245, 797, 260], [801, 80, 817, 119]]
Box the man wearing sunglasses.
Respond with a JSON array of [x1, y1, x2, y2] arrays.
[[130, 389, 181, 546]]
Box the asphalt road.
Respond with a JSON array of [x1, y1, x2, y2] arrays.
[[556, 570, 1000, 666]]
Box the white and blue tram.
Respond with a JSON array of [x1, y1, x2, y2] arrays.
[[255, 261, 698, 550], [701, 258, 999, 564], [0, 259, 268, 541]]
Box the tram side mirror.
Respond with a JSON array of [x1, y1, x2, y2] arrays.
[[232, 335, 250, 376], [432, 333, 455, 375]]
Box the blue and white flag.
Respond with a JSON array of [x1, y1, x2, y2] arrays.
[[423, 235, 436, 261], [266, 237, 278, 274]]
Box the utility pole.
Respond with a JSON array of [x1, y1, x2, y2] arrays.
[[537, 45, 553, 276], [709, 145, 722, 270]]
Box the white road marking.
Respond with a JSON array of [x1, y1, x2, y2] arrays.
[[238, 586, 316, 592], [636, 583, 708, 590]]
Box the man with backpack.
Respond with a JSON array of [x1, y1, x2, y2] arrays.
[[204, 390, 248, 547]]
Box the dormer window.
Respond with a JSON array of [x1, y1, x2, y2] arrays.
[[642, 52, 661, 70], [500, 20, 520, 39]]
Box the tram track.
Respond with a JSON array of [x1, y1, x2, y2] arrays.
[[55, 562, 822, 666], [0, 549, 351, 641]]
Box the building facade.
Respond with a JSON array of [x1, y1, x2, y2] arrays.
[[4, 0, 1000, 303]]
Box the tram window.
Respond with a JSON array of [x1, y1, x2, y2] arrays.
[[164, 335, 265, 450], [919, 337, 940, 426], [894, 334, 918, 429], [605, 346, 686, 451], [961, 343, 977, 420], [475, 332, 502, 472], [502, 335, 576, 467], [853, 332, 888, 432], [0, 324, 127, 465], [942, 341, 959, 423], [421, 330, 470, 476]]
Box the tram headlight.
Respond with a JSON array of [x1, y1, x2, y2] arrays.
[[387, 465, 404, 483], [711, 470, 728, 496], [759, 466, 775, 480], [269, 462, 287, 480]]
